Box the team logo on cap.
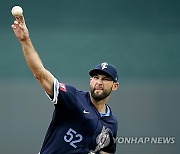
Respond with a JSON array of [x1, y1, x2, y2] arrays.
[[101, 62, 108, 70]]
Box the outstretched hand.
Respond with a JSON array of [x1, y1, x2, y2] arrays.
[[11, 15, 29, 41]]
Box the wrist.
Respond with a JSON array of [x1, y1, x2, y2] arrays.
[[20, 37, 31, 44]]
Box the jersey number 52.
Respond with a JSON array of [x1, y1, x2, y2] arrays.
[[64, 128, 83, 148]]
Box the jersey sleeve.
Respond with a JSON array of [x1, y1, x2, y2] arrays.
[[45, 77, 78, 109], [45, 78, 60, 104]]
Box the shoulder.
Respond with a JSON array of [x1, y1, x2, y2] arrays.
[[105, 106, 118, 133], [59, 83, 87, 94], [63, 84, 89, 97], [59, 83, 90, 104], [111, 112, 118, 124], [108, 106, 118, 124]]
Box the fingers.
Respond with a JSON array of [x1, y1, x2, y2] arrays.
[[11, 14, 25, 27], [11, 21, 25, 32], [11, 20, 20, 28], [11, 15, 25, 30], [11, 20, 18, 29], [15, 15, 25, 24]]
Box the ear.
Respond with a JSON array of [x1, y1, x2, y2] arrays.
[[112, 82, 119, 91], [90, 77, 93, 82]]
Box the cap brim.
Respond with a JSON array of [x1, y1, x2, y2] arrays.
[[89, 69, 114, 81]]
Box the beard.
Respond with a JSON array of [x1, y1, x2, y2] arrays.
[[90, 86, 112, 101]]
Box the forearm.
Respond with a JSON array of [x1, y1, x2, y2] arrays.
[[20, 37, 54, 95], [20, 38, 44, 78], [12, 15, 54, 95]]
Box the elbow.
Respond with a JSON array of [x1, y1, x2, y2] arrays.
[[33, 68, 45, 81], [34, 73, 42, 81]]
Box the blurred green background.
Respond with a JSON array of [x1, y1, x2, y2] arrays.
[[0, 0, 180, 153]]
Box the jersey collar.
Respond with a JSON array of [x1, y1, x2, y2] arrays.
[[99, 105, 110, 117]]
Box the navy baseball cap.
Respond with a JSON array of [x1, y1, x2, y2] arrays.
[[89, 62, 118, 82]]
